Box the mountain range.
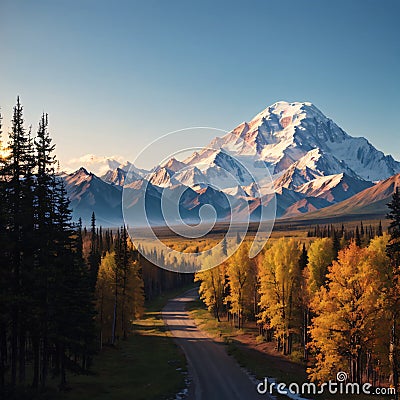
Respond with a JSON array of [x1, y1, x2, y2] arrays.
[[62, 101, 400, 226]]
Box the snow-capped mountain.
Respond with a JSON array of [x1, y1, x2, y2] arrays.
[[63, 101, 400, 225], [63, 167, 123, 226], [295, 173, 373, 203], [206, 101, 400, 181], [101, 167, 142, 187], [291, 173, 400, 220], [147, 167, 178, 188], [160, 157, 187, 172]]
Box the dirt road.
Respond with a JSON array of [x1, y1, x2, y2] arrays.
[[162, 289, 271, 400]]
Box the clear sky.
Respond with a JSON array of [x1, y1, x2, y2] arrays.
[[1, 0, 399, 171]]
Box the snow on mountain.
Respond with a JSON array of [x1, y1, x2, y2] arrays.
[[183, 148, 254, 189], [63, 167, 123, 226], [208, 101, 400, 181], [64, 101, 400, 224], [291, 173, 400, 220], [160, 157, 187, 172], [222, 185, 250, 198], [146, 167, 179, 188], [295, 173, 373, 203], [101, 167, 141, 187], [64, 154, 126, 175], [123, 180, 246, 225], [173, 166, 209, 187], [119, 161, 149, 177], [273, 164, 321, 191], [167, 101, 399, 205]]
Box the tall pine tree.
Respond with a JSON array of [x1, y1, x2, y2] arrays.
[[5, 97, 36, 386], [386, 187, 400, 398], [88, 212, 101, 290]]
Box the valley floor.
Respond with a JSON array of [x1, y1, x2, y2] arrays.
[[29, 288, 190, 400]]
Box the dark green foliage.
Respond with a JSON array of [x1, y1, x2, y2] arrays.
[[355, 225, 361, 247], [378, 220, 383, 237], [299, 243, 308, 270], [88, 212, 101, 290], [0, 99, 97, 396], [332, 229, 340, 258], [386, 187, 400, 398], [387, 188, 400, 258]]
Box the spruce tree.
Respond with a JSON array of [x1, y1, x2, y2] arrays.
[[88, 212, 101, 290], [6, 97, 36, 386], [386, 187, 400, 398], [355, 225, 361, 247], [331, 229, 340, 259], [32, 113, 57, 389], [378, 220, 383, 237], [0, 109, 7, 389], [111, 229, 122, 344], [299, 243, 308, 270], [0, 99, 99, 395]]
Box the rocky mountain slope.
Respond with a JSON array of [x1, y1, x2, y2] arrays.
[[63, 101, 400, 226]]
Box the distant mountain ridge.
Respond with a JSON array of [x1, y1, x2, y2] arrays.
[[62, 101, 400, 226], [289, 173, 400, 221]]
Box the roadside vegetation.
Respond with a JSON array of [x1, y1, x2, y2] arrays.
[[193, 200, 400, 399], [46, 286, 193, 400], [0, 98, 193, 399]]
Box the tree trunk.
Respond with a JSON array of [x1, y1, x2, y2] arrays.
[[32, 334, 40, 389], [11, 310, 18, 387], [59, 344, 66, 390], [112, 288, 118, 345], [303, 307, 309, 361], [41, 334, 48, 389], [389, 317, 399, 399], [18, 328, 26, 383], [0, 322, 6, 388]]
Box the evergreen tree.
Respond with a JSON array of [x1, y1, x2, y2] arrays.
[[355, 225, 362, 247], [386, 188, 400, 398], [0, 108, 8, 389], [88, 212, 101, 290], [332, 229, 340, 258], [111, 229, 122, 344], [378, 220, 383, 237], [0, 99, 98, 394], [299, 243, 308, 270], [32, 113, 57, 389], [5, 98, 36, 386]]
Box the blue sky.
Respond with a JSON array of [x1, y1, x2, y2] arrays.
[[1, 0, 399, 170]]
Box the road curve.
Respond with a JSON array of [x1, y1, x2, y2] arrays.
[[162, 288, 270, 400]]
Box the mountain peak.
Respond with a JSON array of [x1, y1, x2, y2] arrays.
[[61, 101, 400, 226], [250, 101, 329, 133], [76, 167, 91, 176], [161, 157, 186, 172]]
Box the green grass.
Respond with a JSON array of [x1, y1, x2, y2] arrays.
[[21, 285, 196, 400], [50, 335, 186, 400], [187, 299, 253, 340]]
